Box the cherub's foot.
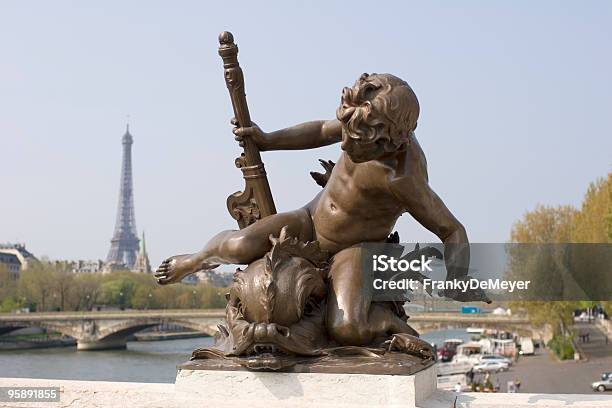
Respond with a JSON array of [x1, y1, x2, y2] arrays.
[[155, 254, 217, 285]]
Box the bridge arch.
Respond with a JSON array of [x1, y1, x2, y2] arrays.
[[0, 321, 82, 341], [410, 320, 548, 342], [0, 317, 220, 351], [0, 325, 27, 336], [166, 318, 219, 337]]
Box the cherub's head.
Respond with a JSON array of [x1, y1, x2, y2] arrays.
[[336, 73, 419, 163]]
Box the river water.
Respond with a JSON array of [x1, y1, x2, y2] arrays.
[[0, 337, 215, 383], [0, 330, 468, 383]]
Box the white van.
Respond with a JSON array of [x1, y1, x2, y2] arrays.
[[519, 337, 535, 355]]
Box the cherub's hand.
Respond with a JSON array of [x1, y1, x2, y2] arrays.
[[439, 285, 492, 303], [231, 118, 269, 150]]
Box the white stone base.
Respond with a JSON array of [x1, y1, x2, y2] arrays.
[[2, 377, 612, 407], [174, 365, 437, 408]]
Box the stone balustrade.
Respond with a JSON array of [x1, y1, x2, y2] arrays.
[[1, 376, 611, 408]]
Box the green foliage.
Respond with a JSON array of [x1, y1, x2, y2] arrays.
[[573, 172, 612, 243], [100, 272, 139, 308], [508, 206, 579, 335], [90, 270, 227, 310], [0, 297, 20, 313], [509, 301, 575, 336], [510, 204, 577, 244], [0, 261, 227, 312], [0, 265, 18, 311], [199, 284, 227, 309], [18, 263, 54, 311], [512, 170, 612, 245], [547, 335, 575, 360], [72, 274, 103, 311], [508, 170, 612, 335]]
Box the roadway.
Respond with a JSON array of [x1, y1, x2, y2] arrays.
[[473, 349, 612, 394], [0, 310, 529, 323], [0, 309, 226, 322], [472, 322, 612, 394], [574, 321, 612, 360]]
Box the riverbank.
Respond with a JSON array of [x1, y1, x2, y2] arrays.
[[0, 330, 209, 350], [0, 338, 75, 350], [134, 331, 208, 341], [0, 332, 76, 351]]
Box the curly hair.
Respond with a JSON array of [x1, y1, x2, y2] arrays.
[[336, 73, 419, 151]]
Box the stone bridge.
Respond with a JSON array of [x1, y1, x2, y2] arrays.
[[0, 310, 547, 350], [0, 309, 225, 350], [407, 313, 550, 341]]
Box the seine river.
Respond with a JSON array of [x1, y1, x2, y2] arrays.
[[0, 337, 215, 383], [0, 330, 464, 383]]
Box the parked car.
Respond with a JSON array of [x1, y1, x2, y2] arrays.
[[473, 361, 509, 373], [592, 378, 612, 392], [574, 311, 592, 322], [479, 354, 513, 366], [438, 339, 463, 362]]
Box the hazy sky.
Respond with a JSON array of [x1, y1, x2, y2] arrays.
[[1, 1, 611, 267]]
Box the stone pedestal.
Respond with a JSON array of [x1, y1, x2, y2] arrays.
[[174, 363, 437, 408]]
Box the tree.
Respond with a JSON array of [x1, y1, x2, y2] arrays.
[[131, 286, 155, 309], [508, 205, 578, 336], [70, 273, 102, 311], [199, 284, 227, 309], [0, 265, 16, 299], [573, 172, 612, 243], [508, 171, 612, 336], [18, 263, 53, 312], [100, 272, 139, 308], [51, 263, 74, 311], [0, 264, 19, 312], [510, 204, 576, 243], [569, 172, 612, 299]]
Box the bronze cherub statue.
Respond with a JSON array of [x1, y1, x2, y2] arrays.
[[155, 31, 485, 372], [189, 227, 437, 371]]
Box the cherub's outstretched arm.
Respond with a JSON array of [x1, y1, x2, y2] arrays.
[[233, 119, 342, 151], [389, 135, 489, 302]]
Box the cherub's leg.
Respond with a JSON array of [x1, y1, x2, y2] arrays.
[[155, 208, 313, 284], [326, 246, 418, 346]]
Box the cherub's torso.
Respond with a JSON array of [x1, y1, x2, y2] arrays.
[[308, 149, 410, 253]]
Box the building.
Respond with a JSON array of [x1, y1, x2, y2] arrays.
[[106, 124, 141, 270], [55, 259, 106, 274], [102, 262, 129, 274], [196, 269, 234, 288], [74, 260, 105, 274], [0, 252, 21, 278], [132, 232, 152, 274], [181, 274, 200, 285], [0, 243, 38, 278]]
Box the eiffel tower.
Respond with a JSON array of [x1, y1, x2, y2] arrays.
[[106, 124, 140, 269]]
